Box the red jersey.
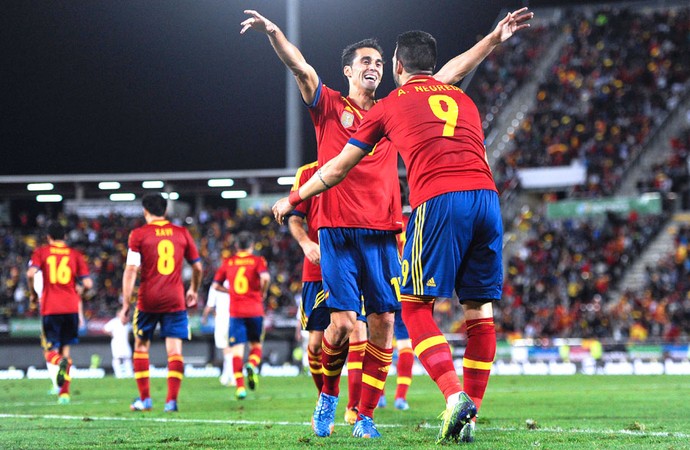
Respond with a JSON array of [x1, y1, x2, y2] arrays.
[[308, 81, 402, 231], [128, 220, 200, 313], [30, 243, 89, 316], [291, 162, 322, 283], [214, 251, 268, 318], [349, 76, 497, 209]]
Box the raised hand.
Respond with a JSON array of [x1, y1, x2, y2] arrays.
[[493, 7, 534, 43], [240, 9, 277, 35]]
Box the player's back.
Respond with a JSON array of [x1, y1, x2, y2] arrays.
[[215, 251, 267, 318], [358, 76, 497, 209], [31, 243, 88, 315], [129, 220, 197, 313]]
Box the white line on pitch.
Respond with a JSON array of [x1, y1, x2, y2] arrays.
[[0, 414, 688, 439]]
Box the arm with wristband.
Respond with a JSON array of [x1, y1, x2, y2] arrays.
[[273, 144, 367, 223]]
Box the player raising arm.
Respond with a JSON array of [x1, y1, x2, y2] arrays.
[[247, 6, 530, 439], [274, 28, 522, 444]]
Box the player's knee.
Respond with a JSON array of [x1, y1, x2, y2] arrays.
[[307, 343, 322, 355]]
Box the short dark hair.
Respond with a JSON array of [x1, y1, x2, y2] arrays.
[[142, 193, 167, 217], [47, 222, 66, 240], [395, 30, 437, 74], [236, 231, 254, 250], [341, 38, 384, 69]]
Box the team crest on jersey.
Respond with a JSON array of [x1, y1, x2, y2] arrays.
[[340, 110, 355, 128]]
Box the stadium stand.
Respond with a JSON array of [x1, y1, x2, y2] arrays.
[[2, 3, 690, 352]]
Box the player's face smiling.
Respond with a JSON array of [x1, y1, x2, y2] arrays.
[[350, 48, 383, 92]]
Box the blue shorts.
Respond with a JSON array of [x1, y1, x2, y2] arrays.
[[229, 316, 264, 345], [393, 310, 409, 340], [41, 314, 79, 350], [401, 190, 503, 301], [300, 281, 330, 332], [319, 227, 401, 315], [133, 309, 190, 341]]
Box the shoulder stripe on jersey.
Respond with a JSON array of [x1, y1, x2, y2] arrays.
[[341, 97, 364, 120], [347, 137, 374, 153], [306, 78, 323, 109], [292, 161, 318, 191]]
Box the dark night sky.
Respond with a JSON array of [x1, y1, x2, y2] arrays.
[[2, 0, 586, 176]]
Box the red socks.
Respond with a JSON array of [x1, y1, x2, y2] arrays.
[[395, 347, 414, 400], [357, 341, 393, 418], [166, 354, 184, 402], [346, 340, 366, 409], [320, 336, 348, 397], [45, 350, 61, 365], [402, 297, 461, 401], [463, 319, 496, 412], [248, 346, 262, 368], [233, 356, 245, 389], [307, 348, 323, 393], [133, 351, 151, 400]]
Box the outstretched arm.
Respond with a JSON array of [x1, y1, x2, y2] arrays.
[[434, 7, 533, 85], [240, 9, 320, 104]]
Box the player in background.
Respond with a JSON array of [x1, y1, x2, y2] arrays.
[[201, 279, 235, 386], [27, 267, 59, 394], [245, 6, 531, 439], [211, 231, 270, 400], [378, 212, 414, 411], [104, 309, 133, 378], [118, 193, 202, 413], [286, 161, 368, 425], [27, 222, 93, 404], [273, 25, 531, 443]]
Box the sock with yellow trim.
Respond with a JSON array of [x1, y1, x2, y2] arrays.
[[320, 336, 348, 397], [357, 341, 393, 419], [166, 354, 184, 402], [232, 356, 245, 389], [395, 347, 414, 400], [133, 351, 150, 400], [45, 350, 61, 366], [463, 318, 496, 412], [45, 351, 61, 391], [307, 347, 323, 393], [346, 340, 366, 410], [401, 298, 461, 401], [248, 346, 262, 369]]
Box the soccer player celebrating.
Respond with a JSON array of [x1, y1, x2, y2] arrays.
[[274, 25, 533, 443], [287, 161, 368, 425], [210, 231, 270, 400], [27, 222, 93, 404], [245, 6, 531, 439], [118, 193, 202, 413]]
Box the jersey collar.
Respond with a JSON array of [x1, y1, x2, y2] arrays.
[[405, 75, 433, 85]]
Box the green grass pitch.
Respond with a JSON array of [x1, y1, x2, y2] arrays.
[[1, 374, 688, 449]]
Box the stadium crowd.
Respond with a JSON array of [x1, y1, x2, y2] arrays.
[[494, 7, 690, 198], [3, 202, 689, 344], [3, 7, 690, 345], [0, 207, 304, 325]]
